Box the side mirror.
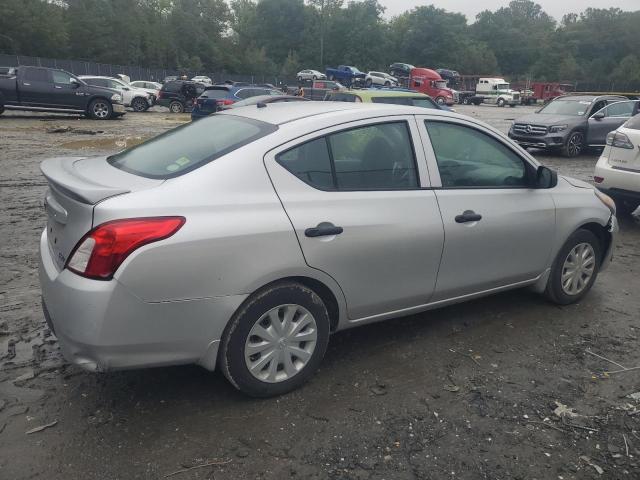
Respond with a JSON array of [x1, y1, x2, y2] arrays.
[[536, 165, 558, 189], [592, 111, 605, 121], [70, 78, 80, 88]]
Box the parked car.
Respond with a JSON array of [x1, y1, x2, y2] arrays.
[[191, 84, 283, 119], [79, 76, 153, 112], [408, 68, 456, 105], [129, 81, 162, 103], [297, 69, 326, 82], [191, 76, 213, 85], [39, 102, 617, 397], [389, 63, 414, 78], [365, 71, 398, 87], [219, 94, 308, 111], [0, 66, 125, 119], [325, 65, 366, 86], [436, 68, 461, 90], [163, 75, 178, 84], [594, 113, 640, 214], [157, 80, 206, 113], [324, 89, 454, 111], [300, 80, 347, 101], [508, 95, 635, 157]]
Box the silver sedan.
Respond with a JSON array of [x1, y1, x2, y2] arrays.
[[39, 102, 618, 397]]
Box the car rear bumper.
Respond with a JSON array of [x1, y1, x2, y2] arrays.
[[594, 154, 640, 196], [39, 229, 247, 372]]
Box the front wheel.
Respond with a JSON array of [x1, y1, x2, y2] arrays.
[[545, 229, 601, 305], [561, 131, 584, 157], [497, 98, 506, 107], [436, 96, 445, 105], [365, 78, 373, 87], [169, 101, 185, 113], [131, 97, 148, 112], [384, 81, 391, 87], [220, 281, 330, 397], [87, 98, 113, 120], [462, 97, 470, 105]]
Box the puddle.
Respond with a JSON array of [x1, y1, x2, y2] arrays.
[[60, 136, 148, 150]]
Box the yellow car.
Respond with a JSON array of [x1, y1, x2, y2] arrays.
[[324, 89, 455, 111]]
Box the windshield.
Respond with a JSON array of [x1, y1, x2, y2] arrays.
[[538, 99, 591, 116], [434, 80, 447, 89], [108, 115, 277, 179], [497, 84, 510, 90]]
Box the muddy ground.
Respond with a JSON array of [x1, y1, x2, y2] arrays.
[[1, 105, 639, 480]]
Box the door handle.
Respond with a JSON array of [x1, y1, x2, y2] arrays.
[[23, 82, 31, 86], [455, 210, 482, 223], [54, 85, 62, 89], [305, 222, 343, 238]]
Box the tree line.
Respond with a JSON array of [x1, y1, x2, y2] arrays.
[[1, 0, 639, 88]]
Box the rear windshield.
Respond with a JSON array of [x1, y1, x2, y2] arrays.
[[201, 88, 229, 99], [108, 115, 277, 179], [624, 115, 640, 130]]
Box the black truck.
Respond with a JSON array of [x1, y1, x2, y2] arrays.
[[0, 66, 126, 119]]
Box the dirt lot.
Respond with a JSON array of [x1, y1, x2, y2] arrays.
[[1, 105, 639, 480]]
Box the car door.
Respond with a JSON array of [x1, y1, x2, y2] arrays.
[[587, 101, 639, 146], [50, 70, 85, 110], [19, 67, 53, 106], [417, 117, 556, 301], [264, 117, 445, 320]]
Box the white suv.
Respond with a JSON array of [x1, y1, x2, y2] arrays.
[[594, 114, 640, 214], [79, 76, 153, 112], [365, 71, 398, 87]]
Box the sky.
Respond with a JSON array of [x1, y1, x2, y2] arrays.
[[377, 0, 640, 21]]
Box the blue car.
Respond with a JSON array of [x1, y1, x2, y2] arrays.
[[191, 84, 283, 119]]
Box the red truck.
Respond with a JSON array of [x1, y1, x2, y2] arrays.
[[408, 68, 455, 106], [530, 82, 575, 103]]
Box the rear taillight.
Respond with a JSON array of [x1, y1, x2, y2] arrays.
[[216, 99, 234, 106], [593, 176, 604, 183], [606, 131, 634, 149], [66, 217, 185, 280]]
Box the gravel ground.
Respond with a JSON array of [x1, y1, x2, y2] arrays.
[[1, 105, 639, 480]]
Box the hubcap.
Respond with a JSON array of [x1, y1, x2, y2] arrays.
[[561, 243, 596, 295], [244, 304, 317, 383], [568, 133, 583, 156], [93, 102, 108, 118]]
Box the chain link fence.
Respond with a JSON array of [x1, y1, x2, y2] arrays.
[[0, 53, 297, 86]]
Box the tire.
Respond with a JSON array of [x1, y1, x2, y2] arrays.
[[509, 104, 516, 108], [497, 98, 506, 107], [365, 78, 373, 87], [220, 281, 330, 397], [611, 196, 640, 216], [436, 96, 445, 105], [312, 75, 317, 80], [545, 229, 602, 305], [561, 131, 584, 158], [384, 81, 391, 87], [87, 98, 113, 120], [462, 97, 470, 105], [169, 101, 185, 114], [131, 97, 148, 112]]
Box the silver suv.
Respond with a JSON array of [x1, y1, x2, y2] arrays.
[[39, 103, 617, 397]]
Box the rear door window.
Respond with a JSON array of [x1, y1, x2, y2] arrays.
[[108, 115, 277, 179], [203, 88, 229, 99], [163, 82, 181, 93], [605, 101, 636, 118], [24, 68, 50, 83]]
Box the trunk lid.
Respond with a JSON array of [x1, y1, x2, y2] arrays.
[[41, 156, 163, 271]]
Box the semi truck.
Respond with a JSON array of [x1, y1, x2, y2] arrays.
[[459, 78, 520, 107], [408, 68, 455, 105]]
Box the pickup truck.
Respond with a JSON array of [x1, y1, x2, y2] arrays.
[[0, 66, 126, 119], [325, 66, 366, 86]]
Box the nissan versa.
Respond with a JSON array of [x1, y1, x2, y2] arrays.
[[39, 103, 618, 397]]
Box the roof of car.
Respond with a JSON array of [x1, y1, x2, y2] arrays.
[[555, 94, 628, 102], [219, 101, 453, 126], [79, 75, 120, 80]]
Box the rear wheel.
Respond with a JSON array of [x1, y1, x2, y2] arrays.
[[462, 97, 470, 105], [131, 97, 148, 112], [561, 131, 584, 157], [87, 98, 112, 120], [545, 229, 601, 305], [169, 101, 184, 113], [384, 81, 391, 87], [220, 281, 330, 397]]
